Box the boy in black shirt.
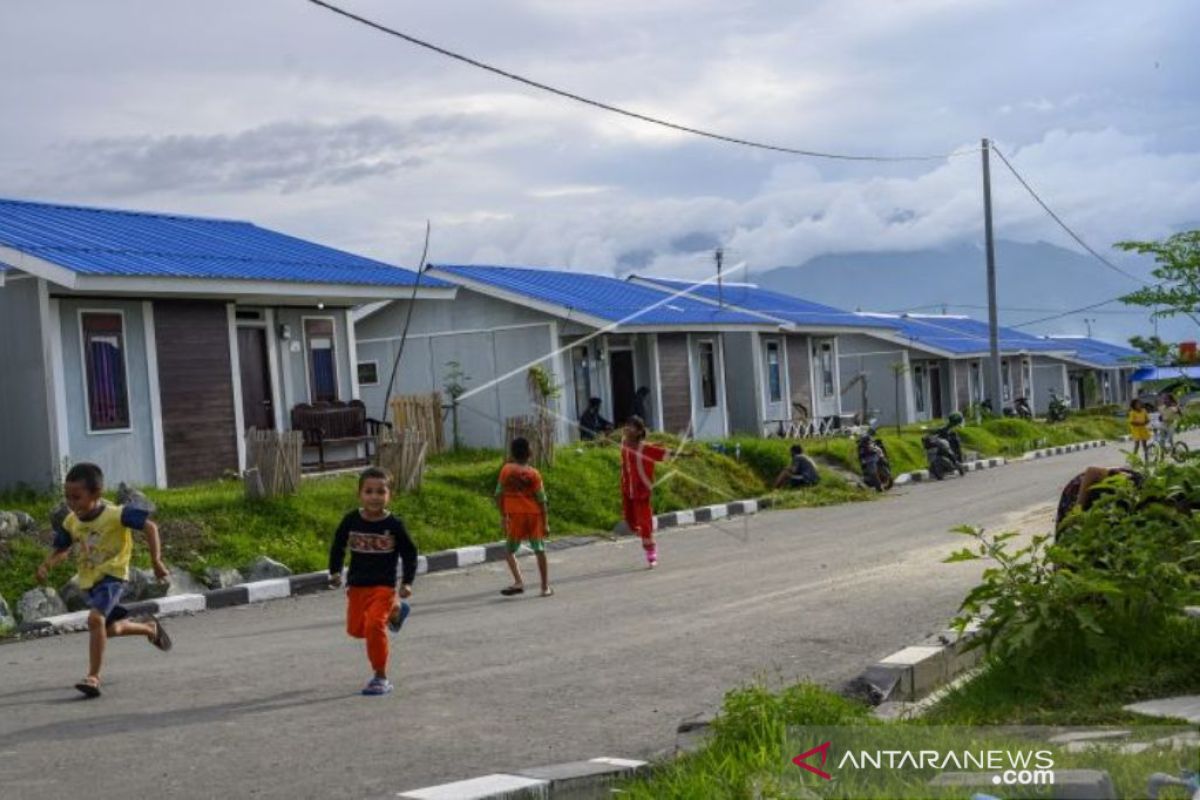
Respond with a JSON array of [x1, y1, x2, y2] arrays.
[[329, 467, 418, 696]]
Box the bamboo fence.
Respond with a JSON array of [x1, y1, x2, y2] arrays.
[[390, 392, 445, 455], [244, 428, 303, 499]]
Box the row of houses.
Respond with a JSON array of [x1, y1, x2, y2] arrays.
[[0, 198, 1145, 491]]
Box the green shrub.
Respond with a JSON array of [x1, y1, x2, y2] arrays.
[[946, 463, 1200, 664]]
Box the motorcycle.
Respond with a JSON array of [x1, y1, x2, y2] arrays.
[[857, 426, 893, 492], [923, 427, 966, 480], [1047, 391, 1070, 423], [1009, 396, 1033, 419]]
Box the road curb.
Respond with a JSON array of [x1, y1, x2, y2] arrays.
[[894, 457, 1006, 486], [1021, 439, 1108, 461], [392, 757, 651, 800], [842, 620, 984, 708], [16, 496, 772, 638]]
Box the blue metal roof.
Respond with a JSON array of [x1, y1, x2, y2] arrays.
[[1131, 365, 1200, 382], [432, 264, 772, 326], [632, 276, 894, 330], [1044, 336, 1145, 368], [863, 313, 1071, 355], [0, 198, 447, 288]]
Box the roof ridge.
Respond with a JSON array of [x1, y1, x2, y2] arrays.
[[0, 196, 245, 225]]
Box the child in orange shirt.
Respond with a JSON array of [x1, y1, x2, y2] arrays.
[[496, 437, 552, 597], [621, 416, 667, 568]]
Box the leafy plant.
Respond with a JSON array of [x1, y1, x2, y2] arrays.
[[946, 465, 1200, 663], [442, 361, 471, 450]]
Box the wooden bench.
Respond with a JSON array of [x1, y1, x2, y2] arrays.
[[290, 400, 391, 471]]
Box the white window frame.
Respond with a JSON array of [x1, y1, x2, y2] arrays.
[[818, 340, 835, 399], [301, 314, 341, 403], [357, 359, 381, 388], [764, 338, 783, 404], [77, 307, 134, 435]]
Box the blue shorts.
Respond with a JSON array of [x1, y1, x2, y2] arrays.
[[87, 577, 129, 625]]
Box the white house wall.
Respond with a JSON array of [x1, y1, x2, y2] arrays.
[[836, 333, 912, 426], [1031, 357, 1068, 414], [56, 296, 158, 487], [0, 276, 57, 490], [355, 289, 559, 449]]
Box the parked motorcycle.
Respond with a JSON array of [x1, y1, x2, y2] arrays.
[[1047, 391, 1070, 422], [857, 424, 893, 492], [923, 412, 967, 480], [1010, 396, 1033, 419]]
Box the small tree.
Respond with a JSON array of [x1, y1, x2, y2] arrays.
[[442, 361, 471, 450], [1117, 230, 1200, 320]]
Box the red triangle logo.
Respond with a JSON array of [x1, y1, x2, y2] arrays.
[[792, 741, 833, 780]]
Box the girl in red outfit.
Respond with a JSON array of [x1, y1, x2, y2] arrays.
[[620, 416, 667, 568]]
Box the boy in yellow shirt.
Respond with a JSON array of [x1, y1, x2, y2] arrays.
[[35, 463, 172, 698]]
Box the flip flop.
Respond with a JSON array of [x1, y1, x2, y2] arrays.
[[499, 586, 525, 596], [149, 615, 172, 652], [74, 678, 101, 699], [540, 587, 554, 597]]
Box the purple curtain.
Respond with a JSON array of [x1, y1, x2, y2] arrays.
[[88, 339, 128, 428]]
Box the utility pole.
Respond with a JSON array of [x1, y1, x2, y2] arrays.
[[981, 138, 1003, 411], [1084, 318, 1094, 338], [715, 247, 724, 308]]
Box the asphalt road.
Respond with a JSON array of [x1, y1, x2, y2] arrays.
[[0, 442, 1145, 799]]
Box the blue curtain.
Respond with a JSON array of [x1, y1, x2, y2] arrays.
[[88, 340, 128, 428], [312, 349, 337, 401]]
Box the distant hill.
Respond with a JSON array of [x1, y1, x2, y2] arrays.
[[752, 240, 1192, 344]]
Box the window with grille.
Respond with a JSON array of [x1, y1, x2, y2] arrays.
[[81, 312, 130, 431]]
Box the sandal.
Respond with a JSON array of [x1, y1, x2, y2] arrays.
[[74, 676, 101, 699], [149, 615, 173, 652], [540, 587, 554, 597], [500, 585, 525, 596]]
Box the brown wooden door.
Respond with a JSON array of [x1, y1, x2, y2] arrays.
[[237, 327, 274, 431], [154, 301, 238, 485]]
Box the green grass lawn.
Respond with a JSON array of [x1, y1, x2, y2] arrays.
[[0, 436, 871, 611], [0, 413, 1130, 617]]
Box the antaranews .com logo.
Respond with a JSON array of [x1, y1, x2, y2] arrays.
[[794, 740, 1056, 788]]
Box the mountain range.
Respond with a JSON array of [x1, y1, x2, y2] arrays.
[[752, 240, 1187, 345]]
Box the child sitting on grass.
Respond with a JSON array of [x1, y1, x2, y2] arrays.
[[329, 467, 417, 696], [496, 437, 552, 597], [34, 462, 171, 699]]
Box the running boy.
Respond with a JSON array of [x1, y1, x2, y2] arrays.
[[34, 462, 171, 698], [496, 437, 552, 597], [620, 416, 667, 568], [329, 467, 417, 696]]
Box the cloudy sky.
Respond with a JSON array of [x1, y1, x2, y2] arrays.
[[2, 0, 1197, 290]]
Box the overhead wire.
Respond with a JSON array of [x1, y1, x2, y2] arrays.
[[306, 0, 976, 163], [991, 145, 1149, 287]]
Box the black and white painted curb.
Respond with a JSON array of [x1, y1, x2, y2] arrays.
[[386, 757, 650, 800], [893, 457, 1006, 486], [17, 499, 775, 637], [1022, 439, 1108, 460]]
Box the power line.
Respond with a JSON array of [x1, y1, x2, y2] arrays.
[[1010, 295, 1129, 328], [991, 145, 1149, 287], [306, 0, 976, 163]]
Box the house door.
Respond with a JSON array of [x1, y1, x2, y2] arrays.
[[812, 339, 839, 419], [609, 349, 636, 425], [237, 327, 274, 431], [928, 363, 944, 419]]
